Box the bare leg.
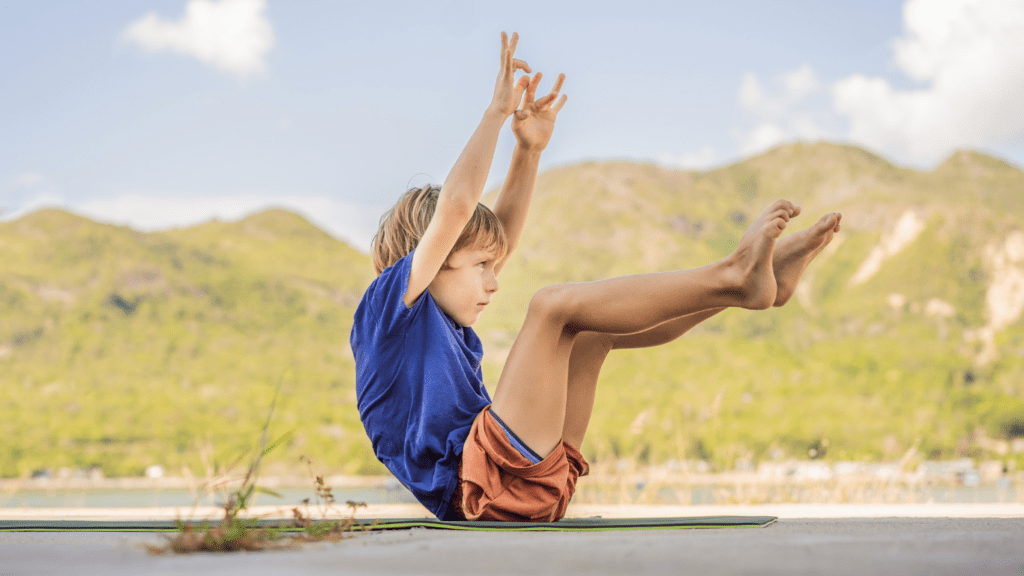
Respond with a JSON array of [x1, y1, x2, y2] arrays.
[[559, 213, 844, 447], [561, 308, 725, 448], [607, 307, 727, 350], [491, 200, 799, 456], [561, 332, 614, 451]]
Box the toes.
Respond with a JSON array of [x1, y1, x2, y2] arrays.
[[769, 215, 789, 234], [769, 199, 800, 217], [817, 213, 839, 231], [813, 213, 842, 235]]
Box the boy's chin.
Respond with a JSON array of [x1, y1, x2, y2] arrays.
[[459, 311, 484, 327]]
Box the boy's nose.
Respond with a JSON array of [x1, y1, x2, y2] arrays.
[[485, 275, 499, 293]]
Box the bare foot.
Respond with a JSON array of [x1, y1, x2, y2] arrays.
[[725, 199, 801, 309], [772, 212, 842, 306]]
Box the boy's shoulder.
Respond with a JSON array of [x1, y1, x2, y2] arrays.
[[363, 250, 416, 306], [376, 250, 416, 285], [353, 250, 426, 338]]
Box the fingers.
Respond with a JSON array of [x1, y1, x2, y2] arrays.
[[497, 32, 568, 116], [500, 31, 508, 68], [552, 93, 568, 114], [512, 75, 531, 110], [534, 73, 566, 109], [549, 73, 565, 97], [500, 32, 521, 76], [523, 72, 542, 104], [506, 32, 520, 75]]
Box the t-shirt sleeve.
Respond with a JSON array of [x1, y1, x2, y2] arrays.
[[367, 250, 423, 336]]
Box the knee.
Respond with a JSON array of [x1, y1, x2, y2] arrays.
[[526, 284, 577, 327]]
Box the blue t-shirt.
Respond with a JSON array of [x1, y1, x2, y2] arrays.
[[350, 250, 491, 519]]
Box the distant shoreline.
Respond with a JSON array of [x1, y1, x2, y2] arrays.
[[0, 475, 393, 492], [2, 503, 1024, 521], [4, 466, 1019, 491]]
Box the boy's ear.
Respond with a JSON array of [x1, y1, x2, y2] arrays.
[[405, 194, 475, 308]]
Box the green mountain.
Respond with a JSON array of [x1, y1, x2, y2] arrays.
[[478, 142, 1024, 468], [0, 209, 375, 476], [2, 142, 1023, 478]]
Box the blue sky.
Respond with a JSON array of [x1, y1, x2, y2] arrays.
[[3, 0, 1023, 250]]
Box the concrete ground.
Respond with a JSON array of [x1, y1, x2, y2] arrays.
[[2, 516, 1023, 576]]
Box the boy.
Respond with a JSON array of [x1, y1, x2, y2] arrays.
[[351, 32, 842, 522]]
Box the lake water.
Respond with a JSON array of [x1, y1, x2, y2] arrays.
[[0, 485, 419, 509], [2, 483, 1017, 508], [576, 481, 1020, 506]]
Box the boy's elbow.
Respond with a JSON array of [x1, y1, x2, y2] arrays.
[[437, 186, 478, 220]]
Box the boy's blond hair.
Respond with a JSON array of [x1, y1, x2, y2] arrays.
[[371, 184, 509, 275]]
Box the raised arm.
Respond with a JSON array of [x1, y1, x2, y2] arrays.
[[404, 32, 531, 308], [492, 72, 567, 276]]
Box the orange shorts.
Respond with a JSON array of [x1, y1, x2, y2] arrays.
[[451, 405, 589, 522]]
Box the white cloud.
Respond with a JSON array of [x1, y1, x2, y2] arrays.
[[3, 193, 378, 253], [739, 65, 821, 116], [781, 65, 821, 101], [123, 0, 274, 78], [738, 72, 770, 114], [657, 146, 719, 170], [736, 123, 789, 157], [734, 65, 831, 156], [833, 0, 1024, 164], [0, 193, 68, 220]]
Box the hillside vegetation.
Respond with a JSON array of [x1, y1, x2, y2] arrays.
[[2, 142, 1023, 478]]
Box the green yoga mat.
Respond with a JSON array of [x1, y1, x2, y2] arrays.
[[0, 516, 775, 533]]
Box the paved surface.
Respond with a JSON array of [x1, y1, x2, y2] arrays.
[[1, 518, 1022, 575]]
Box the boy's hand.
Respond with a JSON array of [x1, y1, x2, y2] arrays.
[[512, 72, 567, 152], [490, 32, 532, 118]]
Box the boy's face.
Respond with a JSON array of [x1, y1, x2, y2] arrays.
[[427, 245, 500, 327]]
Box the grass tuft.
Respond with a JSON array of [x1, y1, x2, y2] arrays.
[[146, 383, 368, 554]]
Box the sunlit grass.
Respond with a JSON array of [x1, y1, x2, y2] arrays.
[[146, 385, 368, 554]]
